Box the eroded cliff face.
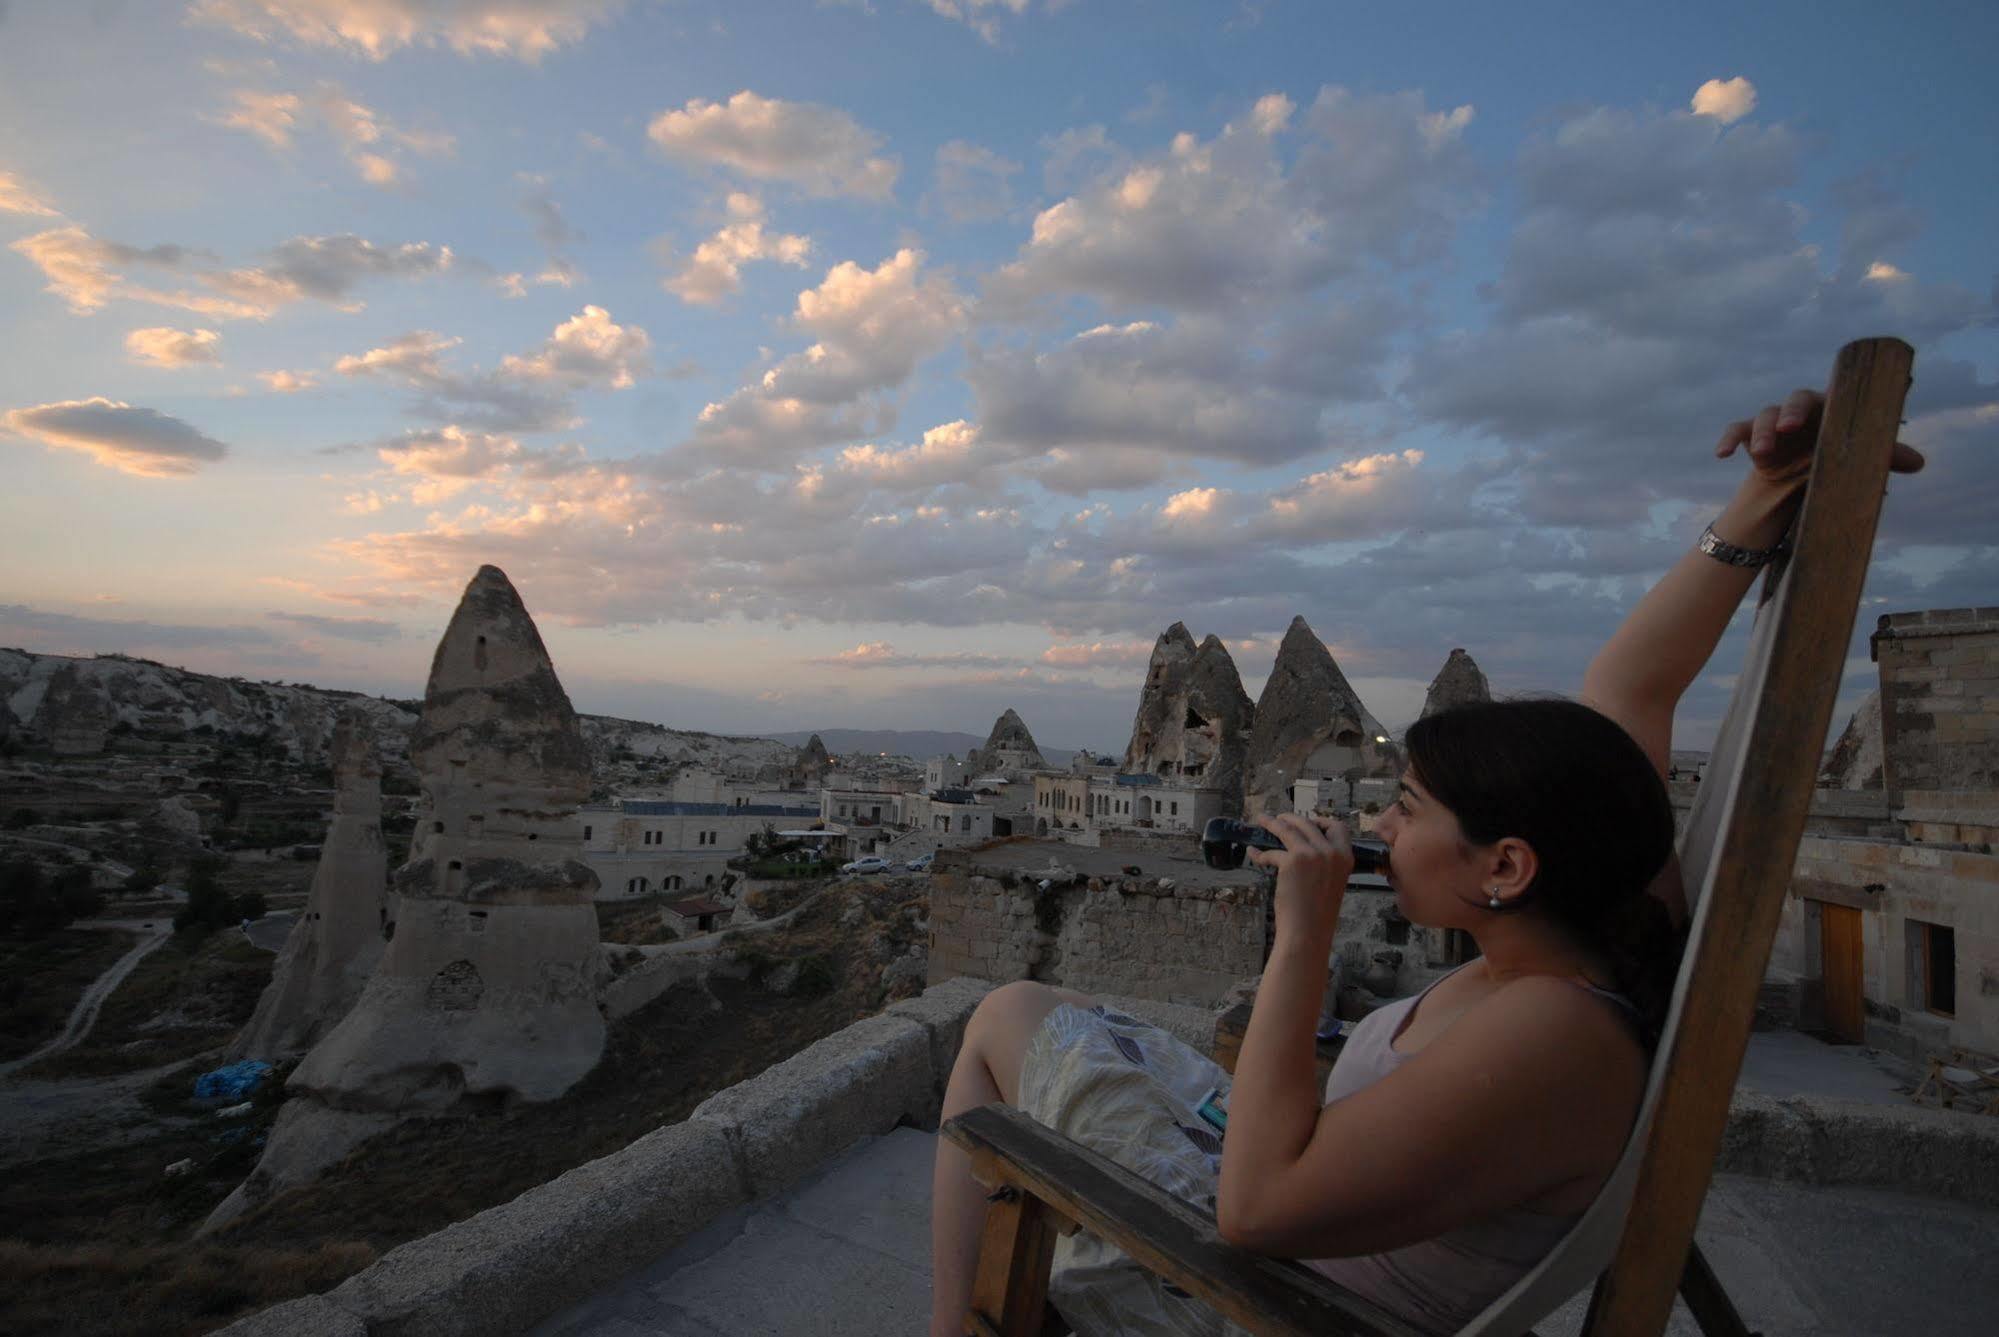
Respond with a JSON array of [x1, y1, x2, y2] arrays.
[[207, 567, 605, 1233], [1122, 624, 1255, 805], [1242, 616, 1392, 817], [229, 707, 391, 1062], [1419, 648, 1492, 720]]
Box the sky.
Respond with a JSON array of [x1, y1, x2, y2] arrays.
[[1, 0, 1994, 755]]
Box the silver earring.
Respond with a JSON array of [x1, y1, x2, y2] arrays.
[[1487, 888, 1502, 910]]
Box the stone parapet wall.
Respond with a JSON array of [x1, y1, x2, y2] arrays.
[[1871, 607, 1999, 792], [926, 870, 1267, 1007]]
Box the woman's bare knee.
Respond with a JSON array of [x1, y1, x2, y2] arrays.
[[963, 981, 1072, 1105]]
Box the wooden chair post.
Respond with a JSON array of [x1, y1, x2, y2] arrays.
[[964, 1159, 1063, 1337], [1582, 337, 1915, 1336]]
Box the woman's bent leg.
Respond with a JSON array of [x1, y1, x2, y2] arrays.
[[929, 981, 1093, 1337]]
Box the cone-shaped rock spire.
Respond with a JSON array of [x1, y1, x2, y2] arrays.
[[1242, 616, 1391, 817], [1123, 624, 1255, 803], [968, 707, 1046, 775], [1419, 648, 1492, 720], [229, 706, 390, 1061], [207, 567, 606, 1232]]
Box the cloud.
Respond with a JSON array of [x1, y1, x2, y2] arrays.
[[217, 88, 301, 148], [663, 193, 811, 305], [1038, 640, 1154, 668], [3, 398, 228, 477], [499, 305, 652, 387], [0, 169, 60, 216], [125, 327, 222, 367], [835, 420, 990, 491], [967, 319, 1337, 480], [647, 90, 898, 199], [807, 641, 1020, 669], [10, 225, 451, 318], [1406, 99, 1996, 525], [188, 0, 625, 61], [518, 173, 580, 285], [0, 604, 277, 652], [1691, 76, 1757, 124], [682, 248, 967, 468], [335, 329, 462, 379], [929, 140, 1020, 223], [265, 610, 399, 642], [259, 368, 319, 392], [919, 0, 1031, 44], [332, 318, 620, 432], [990, 87, 1480, 316]]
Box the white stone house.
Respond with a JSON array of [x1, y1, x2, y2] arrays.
[[899, 790, 995, 844], [580, 798, 821, 900], [821, 786, 902, 829], [1086, 773, 1223, 836]]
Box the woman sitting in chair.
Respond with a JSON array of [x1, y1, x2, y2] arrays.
[[929, 390, 1923, 1336]]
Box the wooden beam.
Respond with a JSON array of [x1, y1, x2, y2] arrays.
[[945, 1104, 1425, 1337], [1584, 338, 1913, 1335]]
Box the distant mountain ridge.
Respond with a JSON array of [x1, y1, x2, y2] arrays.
[[769, 729, 1078, 767]]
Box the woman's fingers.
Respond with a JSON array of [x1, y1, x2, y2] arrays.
[[1748, 404, 1783, 460], [1775, 388, 1821, 432], [1892, 441, 1927, 474], [1715, 418, 1752, 458]]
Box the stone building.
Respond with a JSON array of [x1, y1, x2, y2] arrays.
[[1765, 606, 1999, 1063], [1033, 773, 1091, 837], [580, 797, 819, 897]]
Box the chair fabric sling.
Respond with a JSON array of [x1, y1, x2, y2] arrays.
[[944, 337, 1914, 1337]]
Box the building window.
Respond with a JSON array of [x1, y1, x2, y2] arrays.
[[1170, 801, 1178, 816], [960, 814, 972, 832], [1909, 919, 1956, 1016], [584, 825, 592, 840]]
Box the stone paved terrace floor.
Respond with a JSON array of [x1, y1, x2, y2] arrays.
[[537, 1032, 1999, 1336]]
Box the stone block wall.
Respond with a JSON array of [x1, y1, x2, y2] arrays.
[[926, 870, 1268, 1006], [1872, 607, 1999, 792]]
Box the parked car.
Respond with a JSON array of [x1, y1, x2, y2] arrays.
[[840, 856, 891, 876], [902, 852, 935, 873]]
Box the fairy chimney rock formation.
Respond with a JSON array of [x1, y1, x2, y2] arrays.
[[229, 706, 390, 1061], [1419, 648, 1492, 720], [1123, 624, 1256, 801], [1242, 616, 1392, 817], [967, 708, 1047, 776], [790, 732, 833, 787], [207, 567, 606, 1234], [1821, 689, 1884, 789]]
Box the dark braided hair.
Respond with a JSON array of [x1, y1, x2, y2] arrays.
[[1403, 698, 1683, 1047]]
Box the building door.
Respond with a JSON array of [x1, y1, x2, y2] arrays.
[[1819, 902, 1865, 1043]]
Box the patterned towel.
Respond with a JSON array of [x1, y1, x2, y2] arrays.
[[1017, 1002, 1250, 1337]]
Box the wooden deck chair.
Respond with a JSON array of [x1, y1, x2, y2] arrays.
[[942, 337, 1915, 1337], [1911, 1047, 1999, 1116]]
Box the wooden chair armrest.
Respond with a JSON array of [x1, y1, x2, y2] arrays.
[[942, 1104, 1427, 1337]]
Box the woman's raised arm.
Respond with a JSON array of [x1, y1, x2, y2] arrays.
[[1579, 388, 1924, 778]]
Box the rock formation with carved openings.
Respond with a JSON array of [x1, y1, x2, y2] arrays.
[[1123, 624, 1256, 805], [1242, 616, 1393, 817], [966, 708, 1047, 777], [229, 707, 390, 1061], [1418, 648, 1492, 720], [205, 566, 603, 1231]]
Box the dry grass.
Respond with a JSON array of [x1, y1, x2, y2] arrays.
[[0, 928, 138, 1061], [23, 930, 272, 1079], [0, 1238, 377, 1336]]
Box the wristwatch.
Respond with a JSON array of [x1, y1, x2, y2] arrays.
[[1697, 523, 1787, 568]]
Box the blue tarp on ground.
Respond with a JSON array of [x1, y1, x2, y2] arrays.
[[194, 1059, 271, 1101]]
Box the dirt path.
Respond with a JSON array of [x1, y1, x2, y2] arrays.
[[0, 921, 170, 1079]]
